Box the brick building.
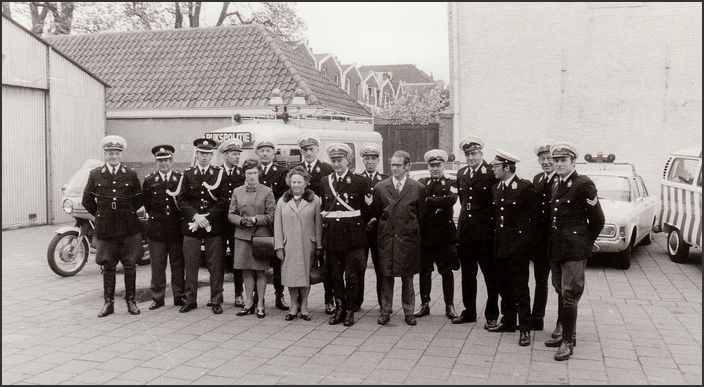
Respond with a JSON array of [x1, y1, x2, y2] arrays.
[[448, 2, 702, 189]]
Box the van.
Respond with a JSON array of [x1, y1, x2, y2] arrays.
[[658, 147, 702, 262], [200, 119, 384, 173]]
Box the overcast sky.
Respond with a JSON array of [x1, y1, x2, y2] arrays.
[[294, 2, 450, 82]]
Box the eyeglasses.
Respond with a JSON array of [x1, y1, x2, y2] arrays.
[[390, 163, 406, 168]]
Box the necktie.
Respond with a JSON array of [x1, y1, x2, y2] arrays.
[[470, 169, 475, 179], [396, 181, 402, 193], [500, 181, 505, 191], [307, 164, 312, 174], [201, 168, 206, 175], [111, 167, 116, 176]]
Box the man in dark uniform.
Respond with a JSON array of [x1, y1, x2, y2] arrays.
[[320, 143, 372, 327], [82, 135, 143, 317], [356, 143, 387, 312], [487, 150, 540, 347], [142, 145, 186, 310], [177, 138, 230, 314], [255, 138, 289, 310], [452, 136, 500, 328], [545, 142, 604, 361], [218, 138, 246, 308], [292, 133, 335, 314], [414, 149, 460, 320], [531, 139, 558, 333]]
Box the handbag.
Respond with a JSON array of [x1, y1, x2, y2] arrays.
[[251, 224, 276, 260]]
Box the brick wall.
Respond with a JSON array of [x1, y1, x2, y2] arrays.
[[449, 3, 702, 190]]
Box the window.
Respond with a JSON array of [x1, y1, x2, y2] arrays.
[[356, 81, 361, 100], [635, 176, 648, 197], [322, 69, 327, 76], [667, 158, 698, 185], [346, 78, 350, 93], [335, 73, 339, 85]]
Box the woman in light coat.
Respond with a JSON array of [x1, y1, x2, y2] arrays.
[[228, 159, 276, 318], [274, 166, 323, 321]]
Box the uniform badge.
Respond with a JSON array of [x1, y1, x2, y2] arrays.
[[481, 166, 486, 174], [343, 192, 349, 202], [209, 169, 214, 175], [172, 175, 178, 181], [365, 194, 373, 205], [441, 179, 446, 186], [346, 176, 352, 184], [272, 166, 278, 172], [450, 186, 458, 194], [567, 180, 572, 188], [101, 166, 107, 173], [586, 196, 598, 206], [511, 181, 517, 190], [376, 174, 382, 181], [316, 165, 321, 173], [121, 166, 126, 174], [155, 175, 160, 182]]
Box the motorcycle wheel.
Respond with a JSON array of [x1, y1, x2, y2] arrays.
[[47, 231, 89, 276]]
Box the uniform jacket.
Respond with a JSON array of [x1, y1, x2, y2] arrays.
[[221, 164, 245, 231], [274, 189, 323, 287], [419, 176, 458, 246], [260, 163, 288, 201], [549, 171, 605, 263], [292, 160, 333, 198], [372, 176, 427, 277], [492, 175, 540, 258], [142, 170, 183, 241], [320, 171, 372, 251], [82, 164, 143, 239], [228, 184, 276, 242], [533, 171, 557, 241], [359, 170, 388, 240], [176, 165, 229, 238], [454, 161, 498, 243]]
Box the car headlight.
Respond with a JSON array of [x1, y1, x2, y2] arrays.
[[62, 199, 73, 214], [599, 224, 616, 238]]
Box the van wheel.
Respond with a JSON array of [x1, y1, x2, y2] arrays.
[[667, 228, 690, 263]]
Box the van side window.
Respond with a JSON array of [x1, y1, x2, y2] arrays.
[[667, 158, 697, 184]]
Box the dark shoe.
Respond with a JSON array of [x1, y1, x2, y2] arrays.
[[487, 322, 516, 332], [234, 295, 245, 308], [256, 308, 265, 318], [149, 301, 164, 310], [552, 322, 563, 338], [413, 303, 430, 318], [174, 297, 186, 306], [343, 310, 355, 326], [519, 331, 531, 346], [275, 296, 289, 311], [554, 341, 574, 361], [325, 301, 336, 315], [98, 301, 114, 318], [285, 313, 296, 321], [531, 318, 544, 331], [484, 319, 498, 330], [377, 315, 390, 325], [126, 300, 141, 315], [405, 315, 417, 326], [179, 303, 197, 313], [206, 301, 212, 307], [328, 299, 346, 325], [545, 334, 576, 348], [212, 304, 223, 314], [236, 305, 255, 316], [300, 314, 312, 321], [445, 304, 457, 319], [452, 312, 477, 324]]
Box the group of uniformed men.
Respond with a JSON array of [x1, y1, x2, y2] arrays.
[[83, 132, 603, 362]]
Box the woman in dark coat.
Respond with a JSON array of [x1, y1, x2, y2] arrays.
[[228, 159, 276, 318]]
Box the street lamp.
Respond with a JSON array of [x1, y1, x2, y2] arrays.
[[269, 88, 306, 123]]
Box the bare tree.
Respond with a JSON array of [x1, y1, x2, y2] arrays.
[[44, 2, 74, 34], [29, 2, 49, 34]]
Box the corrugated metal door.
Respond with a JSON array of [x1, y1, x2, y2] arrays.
[[2, 86, 47, 228]]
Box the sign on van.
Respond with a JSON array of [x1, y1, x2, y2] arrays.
[[204, 132, 253, 146]]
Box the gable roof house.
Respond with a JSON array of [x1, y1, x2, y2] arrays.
[[358, 64, 435, 97], [45, 24, 371, 167]]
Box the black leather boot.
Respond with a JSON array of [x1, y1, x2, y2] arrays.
[[413, 302, 430, 317], [98, 270, 115, 318], [328, 299, 346, 325], [125, 270, 141, 315], [343, 310, 355, 326]]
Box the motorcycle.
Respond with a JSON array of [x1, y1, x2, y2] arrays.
[[48, 159, 150, 277]]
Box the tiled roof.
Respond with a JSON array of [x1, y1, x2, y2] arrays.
[[358, 64, 434, 92], [45, 25, 369, 116]]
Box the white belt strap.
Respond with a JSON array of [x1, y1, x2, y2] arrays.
[[328, 174, 355, 212], [321, 210, 361, 218]]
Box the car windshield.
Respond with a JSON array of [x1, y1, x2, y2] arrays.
[[589, 175, 631, 202]]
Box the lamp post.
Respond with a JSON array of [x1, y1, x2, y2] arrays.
[[268, 88, 306, 123]]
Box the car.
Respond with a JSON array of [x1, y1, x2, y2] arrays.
[[408, 168, 462, 225], [577, 154, 661, 269]]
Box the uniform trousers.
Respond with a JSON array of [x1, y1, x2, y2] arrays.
[[96, 233, 143, 274], [183, 235, 223, 306], [223, 233, 244, 297], [327, 248, 366, 310], [549, 259, 586, 342], [380, 275, 415, 317], [419, 245, 455, 305], [147, 236, 185, 304], [456, 241, 500, 321], [270, 257, 285, 298], [361, 240, 382, 308], [496, 254, 532, 332], [531, 243, 551, 322]]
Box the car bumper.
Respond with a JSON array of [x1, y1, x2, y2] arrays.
[[593, 237, 628, 253]]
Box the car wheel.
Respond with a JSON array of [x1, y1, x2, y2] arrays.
[[667, 228, 690, 263], [640, 219, 656, 246], [615, 240, 632, 270]]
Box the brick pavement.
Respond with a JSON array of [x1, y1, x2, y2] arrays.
[[2, 224, 701, 384]]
